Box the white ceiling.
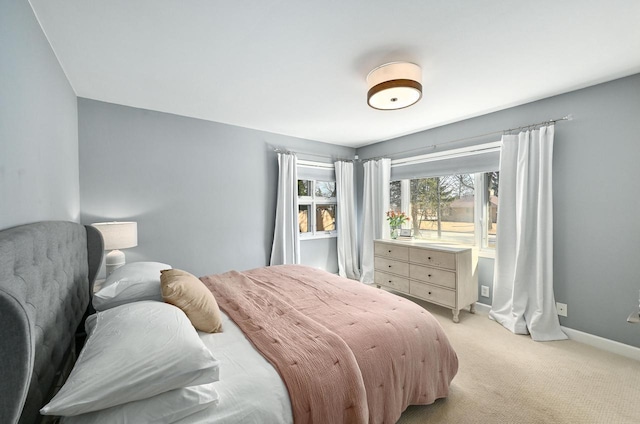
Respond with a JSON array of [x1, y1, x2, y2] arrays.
[[30, 0, 640, 148]]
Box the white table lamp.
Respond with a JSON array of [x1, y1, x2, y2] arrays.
[[92, 222, 138, 276]]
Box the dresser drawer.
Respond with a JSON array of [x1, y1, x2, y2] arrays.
[[409, 264, 456, 289], [410, 282, 456, 308], [374, 243, 409, 261], [409, 248, 456, 270], [374, 256, 409, 277], [374, 271, 410, 292]]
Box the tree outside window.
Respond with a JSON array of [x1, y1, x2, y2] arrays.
[[390, 172, 498, 248]]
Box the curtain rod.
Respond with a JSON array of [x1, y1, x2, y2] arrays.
[[503, 114, 572, 134], [273, 148, 355, 163], [298, 159, 335, 169], [360, 114, 573, 162]]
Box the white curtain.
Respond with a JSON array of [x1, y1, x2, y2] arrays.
[[490, 126, 567, 341], [270, 152, 300, 265], [335, 161, 360, 280], [360, 158, 391, 284]]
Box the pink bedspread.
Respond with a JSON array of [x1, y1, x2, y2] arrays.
[[201, 265, 458, 424]]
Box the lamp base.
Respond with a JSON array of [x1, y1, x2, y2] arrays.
[[105, 249, 126, 277]]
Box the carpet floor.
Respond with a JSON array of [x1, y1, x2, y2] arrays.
[[396, 298, 640, 424]]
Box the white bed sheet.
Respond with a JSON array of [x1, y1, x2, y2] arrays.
[[175, 310, 293, 424]]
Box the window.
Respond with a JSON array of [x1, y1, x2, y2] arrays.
[[298, 179, 337, 239], [390, 171, 499, 252], [388, 141, 501, 254], [485, 171, 499, 249]]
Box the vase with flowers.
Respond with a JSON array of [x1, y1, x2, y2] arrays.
[[386, 210, 410, 239]]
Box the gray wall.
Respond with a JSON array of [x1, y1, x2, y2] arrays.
[[78, 99, 354, 277], [356, 74, 640, 348], [0, 0, 79, 230]]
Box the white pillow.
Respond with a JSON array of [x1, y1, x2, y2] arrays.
[[41, 302, 220, 416], [61, 383, 220, 424], [93, 261, 171, 310]]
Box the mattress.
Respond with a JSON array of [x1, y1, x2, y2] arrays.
[[176, 311, 293, 424]]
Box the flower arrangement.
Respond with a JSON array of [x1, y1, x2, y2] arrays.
[[386, 210, 410, 228]]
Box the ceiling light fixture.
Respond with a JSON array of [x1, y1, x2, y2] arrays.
[[367, 62, 422, 110]]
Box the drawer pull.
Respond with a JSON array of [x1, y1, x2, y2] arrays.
[[428, 274, 432, 277], [428, 256, 432, 260], [428, 291, 432, 295], [388, 250, 392, 253], [388, 265, 392, 268], [388, 280, 392, 283]]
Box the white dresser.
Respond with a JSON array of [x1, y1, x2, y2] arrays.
[[374, 239, 478, 323]]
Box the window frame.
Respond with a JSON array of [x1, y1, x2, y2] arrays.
[[390, 171, 498, 258], [475, 172, 496, 258], [298, 179, 337, 240], [388, 141, 500, 258]]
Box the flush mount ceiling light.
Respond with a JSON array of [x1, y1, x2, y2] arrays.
[[367, 62, 422, 110]]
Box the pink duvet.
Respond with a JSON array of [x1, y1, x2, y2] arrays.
[[201, 265, 458, 424]]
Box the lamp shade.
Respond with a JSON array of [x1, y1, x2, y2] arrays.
[[367, 62, 422, 110], [92, 222, 138, 250]]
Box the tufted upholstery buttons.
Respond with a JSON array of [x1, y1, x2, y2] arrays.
[[0, 222, 91, 424]]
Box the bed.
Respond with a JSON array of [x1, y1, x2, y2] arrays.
[[1, 221, 458, 424], [0, 221, 103, 424]]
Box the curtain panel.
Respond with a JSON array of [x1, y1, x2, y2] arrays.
[[335, 161, 360, 280], [270, 152, 300, 265], [490, 126, 566, 341], [360, 158, 391, 284]]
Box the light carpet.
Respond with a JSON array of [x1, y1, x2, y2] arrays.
[[396, 298, 640, 424]]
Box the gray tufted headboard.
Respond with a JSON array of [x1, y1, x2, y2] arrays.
[[0, 221, 103, 424]]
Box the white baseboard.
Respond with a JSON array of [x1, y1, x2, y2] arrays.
[[474, 302, 492, 314], [560, 326, 640, 362], [473, 302, 639, 361]]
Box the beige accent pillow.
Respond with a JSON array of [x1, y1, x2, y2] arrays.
[[160, 268, 223, 333]]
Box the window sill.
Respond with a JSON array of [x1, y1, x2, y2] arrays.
[[300, 233, 337, 241], [403, 238, 496, 259], [478, 248, 496, 259]]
